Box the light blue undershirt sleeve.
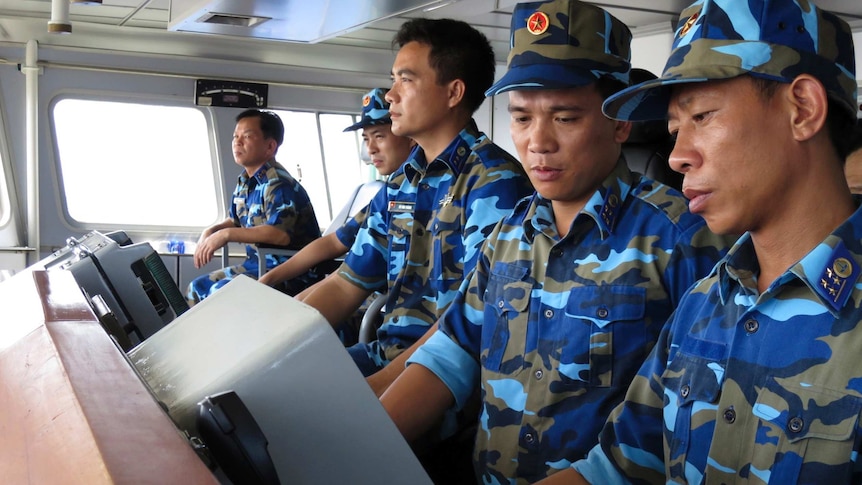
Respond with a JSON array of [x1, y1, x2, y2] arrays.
[[572, 443, 631, 485], [407, 330, 479, 411]]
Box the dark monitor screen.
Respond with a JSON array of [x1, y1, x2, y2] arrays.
[[38, 231, 188, 347]]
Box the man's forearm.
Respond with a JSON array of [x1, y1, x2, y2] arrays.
[[301, 274, 371, 328], [380, 363, 454, 443], [261, 234, 347, 286], [226, 224, 291, 246], [367, 323, 438, 397]]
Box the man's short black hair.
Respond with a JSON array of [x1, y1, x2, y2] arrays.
[[236, 109, 285, 147], [393, 18, 495, 114]]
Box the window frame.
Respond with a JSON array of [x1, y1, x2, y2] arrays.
[[49, 93, 223, 234], [268, 107, 368, 229], [0, 96, 14, 232]]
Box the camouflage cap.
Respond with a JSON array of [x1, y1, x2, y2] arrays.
[[484, 0, 632, 97], [343, 88, 392, 132], [603, 0, 857, 121]]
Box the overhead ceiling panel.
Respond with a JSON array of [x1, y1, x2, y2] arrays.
[[168, 0, 459, 43]]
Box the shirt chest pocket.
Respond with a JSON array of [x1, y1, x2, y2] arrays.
[[661, 337, 726, 461], [430, 204, 464, 281], [559, 285, 647, 387], [387, 214, 413, 268], [750, 380, 862, 483], [481, 262, 531, 374]]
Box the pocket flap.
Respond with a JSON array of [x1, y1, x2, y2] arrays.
[[565, 285, 646, 328], [485, 262, 531, 314], [754, 381, 862, 443]]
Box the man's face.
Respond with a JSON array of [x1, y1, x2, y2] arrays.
[[845, 148, 862, 194], [362, 124, 414, 176], [232, 116, 276, 174], [386, 41, 453, 141], [509, 86, 629, 209], [668, 76, 794, 236]]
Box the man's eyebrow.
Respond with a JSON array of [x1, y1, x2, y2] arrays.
[[667, 93, 697, 123], [507, 104, 586, 113], [391, 68, 416, 77]]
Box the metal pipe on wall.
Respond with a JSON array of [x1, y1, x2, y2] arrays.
[[22, 40, 40, 264], [48, 0, 72, 34]]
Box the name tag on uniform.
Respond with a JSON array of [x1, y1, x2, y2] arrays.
[[233, 197, 245, 206], [389, 201, 415, 214]]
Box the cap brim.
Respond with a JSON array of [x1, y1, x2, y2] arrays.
[[602, 76, 711, 121], [342, 119, 390, 132], [485, 63, 602, 97]]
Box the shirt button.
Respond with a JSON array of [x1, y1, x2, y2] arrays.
[[744, 318, 759, 334], [596, 307, 609, 319], [524, 433, 535, 444], [415, 228, 424, 237], [551, 247, 563, 258], [723, 407, 736, 423], [534, 369, 543, 380], [788, 417, 804, 433], [498, 300, 505, 308], [680, 385, 691, 398], [544, 309, 554, 319], [420, 183, 430, 190]]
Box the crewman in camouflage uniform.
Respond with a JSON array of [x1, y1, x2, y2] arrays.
[[379, 1, 731, 483], [301, 19, 534, 380], [569, 0, 862, 483], [258, 88, 414, 293], [189, 109, 320, 303]]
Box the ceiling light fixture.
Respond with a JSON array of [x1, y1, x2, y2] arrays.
[[423, 1, 457, 13]]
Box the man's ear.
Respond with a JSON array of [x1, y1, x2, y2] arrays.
[[786, 74, 828, 143], [267, 138, 279, 158], [447, 79, 466, 109], [613, 120, 632, 144]]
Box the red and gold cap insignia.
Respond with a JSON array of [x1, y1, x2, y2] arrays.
[[679, 12, 699, 37], [526, 11, 549, 35], [362, 95, 371, 107]]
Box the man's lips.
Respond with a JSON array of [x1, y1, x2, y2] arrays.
[[683, 187, 711, 213], [530, 165, 563, 182]]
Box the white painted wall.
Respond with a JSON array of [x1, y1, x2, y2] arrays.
[[630, 27, 674, 77]]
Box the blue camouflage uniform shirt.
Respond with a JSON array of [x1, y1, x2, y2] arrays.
[[575, 202, 862, 484], [334, 200, 374, 248], [409, 159, 731, 484], [339, 120, 533, 365], [188, 160, 320, 303], [230, 159, 320, 270]]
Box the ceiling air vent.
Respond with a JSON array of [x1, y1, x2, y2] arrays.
[[169, 0, 461, 43], [197, 12, 269, 28]]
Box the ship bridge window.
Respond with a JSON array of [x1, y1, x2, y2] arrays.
[[52, 98, 218, 228], [269, 110, 367, 229]]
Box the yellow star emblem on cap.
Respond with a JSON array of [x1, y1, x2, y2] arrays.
[[679, 12, 699, 37]]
